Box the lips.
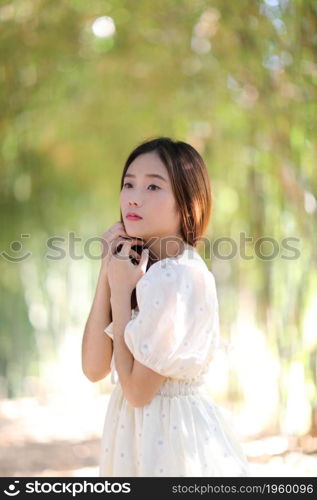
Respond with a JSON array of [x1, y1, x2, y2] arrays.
[[126, 213, 143, 220]]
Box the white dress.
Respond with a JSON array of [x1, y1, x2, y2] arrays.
[[99, 243, 250, 477]]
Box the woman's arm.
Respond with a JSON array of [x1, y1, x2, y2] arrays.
[[81, 264, 113, 382], [111, 290, 165, 408]]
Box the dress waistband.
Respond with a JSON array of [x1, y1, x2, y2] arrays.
[[111, 362, 205, 396], [156, 378, 204, 397]]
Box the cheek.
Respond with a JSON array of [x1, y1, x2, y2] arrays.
[[119, 191, 126, 205], [158, 191, 173, 205], [156, 196, 180, 224], [120, 190, 174, 213]]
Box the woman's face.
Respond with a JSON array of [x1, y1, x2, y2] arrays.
[[120, 152, 182, 246]]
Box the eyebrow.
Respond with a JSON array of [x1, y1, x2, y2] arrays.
[[124, 173, 168, 183]]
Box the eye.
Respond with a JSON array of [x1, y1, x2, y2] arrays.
[[122, 182, 160, 191]]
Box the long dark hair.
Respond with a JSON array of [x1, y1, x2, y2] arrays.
[[111, 136, 213, 316]]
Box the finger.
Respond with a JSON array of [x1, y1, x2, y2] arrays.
[[118, 239, 133, 257], [111, 236, 141, 252], [109, 227, 128, 240], [121, 237, 144, 244], [109, 222, 129, 235], [124, 235, 145, 245], [114, 235, 141, 245], [111, 229, 144, 244], [109, 223, 123, 235], [129, 249, 140, 261], [139, 247, 149, 273], [115, 239, 143, 255]]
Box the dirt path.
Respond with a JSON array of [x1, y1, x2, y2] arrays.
[[0, 396, 316, 477]]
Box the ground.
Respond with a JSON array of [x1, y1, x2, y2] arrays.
[[0, 395, 316, 477]]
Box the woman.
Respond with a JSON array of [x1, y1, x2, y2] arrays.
[[82, 136, 250, 477]]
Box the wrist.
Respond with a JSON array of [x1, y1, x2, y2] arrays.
[[99, 262, 109, 279], [110, 289, 132, 305]]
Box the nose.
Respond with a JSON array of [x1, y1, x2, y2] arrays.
[[128, 199, 142, 207]]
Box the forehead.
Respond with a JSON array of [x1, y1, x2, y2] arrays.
[[124, 152, 169, 183]]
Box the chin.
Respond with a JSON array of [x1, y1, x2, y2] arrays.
[[126, 230, 146, 241]]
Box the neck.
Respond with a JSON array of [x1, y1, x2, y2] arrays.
[[146, 236, 186, 261]]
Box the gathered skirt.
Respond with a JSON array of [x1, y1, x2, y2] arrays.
[[99, 378, 250, 477]]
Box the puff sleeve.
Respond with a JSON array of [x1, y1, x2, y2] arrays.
[[123, 260, 221, 380]]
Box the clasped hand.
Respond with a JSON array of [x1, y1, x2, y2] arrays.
[[108, 239, 149, 297]]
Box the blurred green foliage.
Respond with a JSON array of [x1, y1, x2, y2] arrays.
[[0, 0, 316, 433]]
